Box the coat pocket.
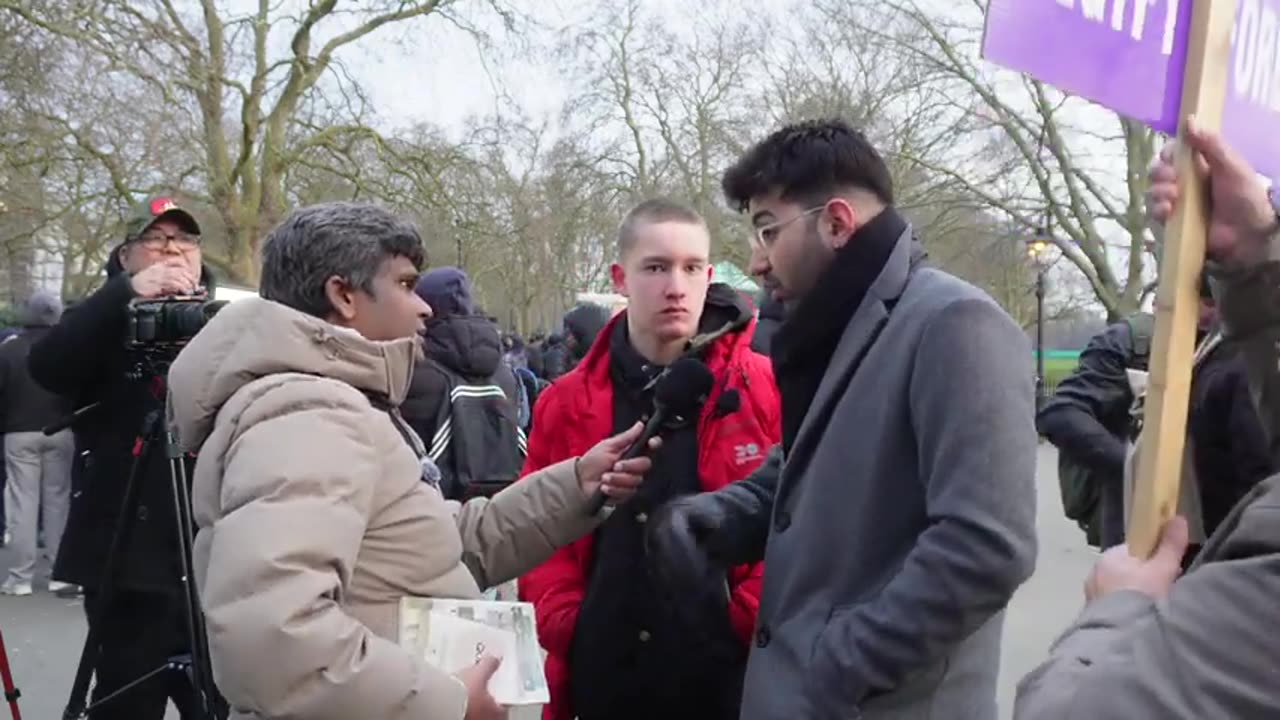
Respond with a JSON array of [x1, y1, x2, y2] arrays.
[[805, 604, 863, 719]]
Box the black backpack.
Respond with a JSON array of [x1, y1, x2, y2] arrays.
[[1056, 313, 1153, 545], [425, 362, 528, 501]]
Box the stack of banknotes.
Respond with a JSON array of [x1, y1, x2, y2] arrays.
[[399, 595, 549, 706]]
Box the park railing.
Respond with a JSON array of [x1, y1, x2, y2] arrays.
[[1036, 350, 1082, 397]]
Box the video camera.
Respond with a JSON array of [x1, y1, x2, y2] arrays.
[[126, 294, 226, 349], [123, 294, 227, 379]]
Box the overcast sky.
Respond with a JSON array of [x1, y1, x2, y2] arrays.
[[242, 0, 1153, 313], [338, 0, 770, 138]]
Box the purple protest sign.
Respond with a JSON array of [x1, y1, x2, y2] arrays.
[[983, 0, 1280, 181], [1222, 0, 1280, 180]]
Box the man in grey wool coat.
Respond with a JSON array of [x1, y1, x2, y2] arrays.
[[647, 119, 1039, 720]]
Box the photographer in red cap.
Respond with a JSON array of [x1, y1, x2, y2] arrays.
[[28, 196, 222, 719]]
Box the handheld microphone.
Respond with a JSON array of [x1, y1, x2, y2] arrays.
[[584, 357, 715, 515]]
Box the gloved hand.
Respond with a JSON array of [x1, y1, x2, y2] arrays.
[[647, 492, 734, 577], [646, 493, 744, 662]]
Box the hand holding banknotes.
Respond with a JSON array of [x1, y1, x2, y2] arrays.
[[575, 421, 661, 505], [456, 655, 506, 720]]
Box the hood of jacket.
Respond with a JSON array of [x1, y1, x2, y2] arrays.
[[423, 313, 503, 378], [168, 296, 418, 451], [563, 304, 612, 351], [415, 266, 475, 317], [698, 283, 754, 339]]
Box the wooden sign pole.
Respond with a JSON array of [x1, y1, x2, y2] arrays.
[[1128, 0, 1237, 558]]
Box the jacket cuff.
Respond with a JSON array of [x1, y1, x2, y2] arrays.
[[1076, 590, 1155, 626], [105, 271, 139, 302], [83, 272, 139, 327], [1047, 590, 1154, 658], [534, 457, 606, 534]]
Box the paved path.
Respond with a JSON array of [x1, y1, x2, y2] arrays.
[[0, 444, 1092, 719], [996, 444, 1096, 717]]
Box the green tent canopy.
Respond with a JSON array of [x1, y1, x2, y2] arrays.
[[712, 261, 759, 293]]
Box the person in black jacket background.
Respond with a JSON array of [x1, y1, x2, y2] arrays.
[[1186, 325, 1274, 551], [28, 196, 221, 720], [542, 303, 611, 381], [0, 324, 16, 546], [401, 266, 519, 447], [749, 287, 784, 355], [1037, 317, 1151, 547], [0, 291, 75, 597], [1038, 277, 1265, 551]]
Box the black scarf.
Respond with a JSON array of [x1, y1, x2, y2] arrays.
[[771, 206, 908, 453]]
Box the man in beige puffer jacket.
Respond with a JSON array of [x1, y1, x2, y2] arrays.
[[167, 203, 655, 720]]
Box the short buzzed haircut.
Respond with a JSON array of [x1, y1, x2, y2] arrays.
[[616, 198, 706, 259], [260, 202, 426, 318]]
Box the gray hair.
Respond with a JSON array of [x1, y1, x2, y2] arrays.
[[259, 202, 427, 318]]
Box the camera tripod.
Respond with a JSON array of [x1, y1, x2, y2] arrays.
[[0, 629, 22, 719], [60, 402, 221, 720]]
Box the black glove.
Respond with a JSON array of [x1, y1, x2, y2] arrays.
[[646, 494, 744, 662], [646, 493, 731, 592]]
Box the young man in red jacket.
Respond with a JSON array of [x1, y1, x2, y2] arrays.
[[519, 198, 781, 720]]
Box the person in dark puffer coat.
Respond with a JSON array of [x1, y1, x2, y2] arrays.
[[401, 267, 519, 452], [542, 303, 611, 380]]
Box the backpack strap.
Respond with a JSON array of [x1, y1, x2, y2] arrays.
[[425, 360, 458, 464], [424, 363, 526, 463], [357, 387, 441, 488]]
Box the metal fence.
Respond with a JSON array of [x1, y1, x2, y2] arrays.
[[1036, 350, 1082, 398]]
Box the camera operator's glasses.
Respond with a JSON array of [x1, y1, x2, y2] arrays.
[[136, 230, 201, 251]]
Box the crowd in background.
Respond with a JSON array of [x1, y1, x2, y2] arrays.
[[5, 116, 1280, 720], [0, 264, 777, 597]]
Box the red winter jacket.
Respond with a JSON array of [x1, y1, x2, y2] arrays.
[[518, 292, 782, 720]]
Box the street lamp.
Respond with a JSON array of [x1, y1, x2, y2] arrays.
[[450, 216, 465, 267], [1026, 226, 1052, 410]]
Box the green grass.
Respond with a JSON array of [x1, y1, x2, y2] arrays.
[[1042, 356, 1080, 394]]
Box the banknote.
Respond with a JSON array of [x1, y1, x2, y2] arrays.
[[399, 597, 549, 706]]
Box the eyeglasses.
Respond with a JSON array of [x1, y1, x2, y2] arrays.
[[136, 230, 201, 251], [749, 205, 826, 253]]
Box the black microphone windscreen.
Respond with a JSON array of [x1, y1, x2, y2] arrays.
[[715, 388, 741, 415], [655, 357, 715, 412]]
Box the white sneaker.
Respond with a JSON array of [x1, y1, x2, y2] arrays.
[[0, 580, 33, 597], [47, 580, 74, 593]]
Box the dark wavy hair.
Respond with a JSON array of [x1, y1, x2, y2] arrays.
[[722, 118, 894, 211]]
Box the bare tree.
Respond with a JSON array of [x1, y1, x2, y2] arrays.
[[836, 0, 1158, 320], [2, 0, 1124, 333], [555, 0, 763, 267], [0, 0, 515, 283], [444, 115, 626, 333], [543, 0, 1049, 315]]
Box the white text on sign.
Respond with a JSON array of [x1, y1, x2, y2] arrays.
[[1054, 0, 1182, 55], [1234, 0, 1280, 112]]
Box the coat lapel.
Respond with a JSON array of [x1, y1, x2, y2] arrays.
[[777, 226, 917, 503]]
